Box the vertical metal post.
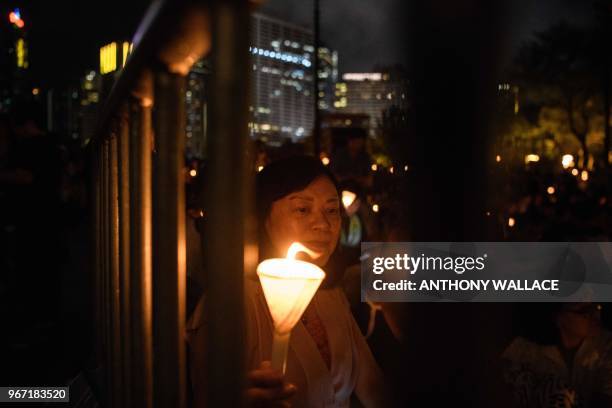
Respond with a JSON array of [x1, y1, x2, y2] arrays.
[[397, 2, 512, 406], [313, 0, 321, 155], [205, 1, 250, 406], [152, 70, 187, 408], [129, 90, 154, 408], [92, 143, 103, 366], [102, 139, 112, 408], [110, 133, 122, 407], [118, 108, 132, 408]]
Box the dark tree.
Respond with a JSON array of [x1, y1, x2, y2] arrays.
[[514, 22, 605, 168]]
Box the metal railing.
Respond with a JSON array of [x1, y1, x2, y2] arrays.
[[91, 1, 252, 406]]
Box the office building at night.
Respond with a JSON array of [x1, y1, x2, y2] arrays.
[[334, 71, 409, 137], [250, 12, 337, 145], [85, 16, 338, 151], [185, 59, 209, 159]]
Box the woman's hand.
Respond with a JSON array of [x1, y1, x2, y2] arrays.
[[245, 361, 297, 407]]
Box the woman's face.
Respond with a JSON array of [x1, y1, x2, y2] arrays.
[[265, 176, 341, 267]]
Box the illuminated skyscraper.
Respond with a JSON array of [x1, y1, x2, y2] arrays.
[[44, 70, 101, 143], [79, 70, 102, 142], [185, 59, 210, 159], [250, 12, 337, 145], [334, 70, 409, 137]]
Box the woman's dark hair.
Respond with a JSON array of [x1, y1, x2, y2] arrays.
[[256, 155, 339, 222], [256, 155, 344, 286]]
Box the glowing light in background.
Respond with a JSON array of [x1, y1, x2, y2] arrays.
[[372, 204, 379, 213], [249, 46, 312, 68], [571, 168, 579, 176], [561, 154, 574, 169], [581, 170, 589, 181], [547, 186, 555, 195], [508, 218, 516, 227], [524, 154, 540, 164], [371, 164, 378, 171], [100, 42, 118, 74], [321, 157, 330, 166], [9, 11, 19, 24], [16, 38, 27, 68], [122, 42, 130, 67], [495, 155, 501, 163], [9, 9, 24, 28], [341, 191, 357, 209], [257, 165, 264, 172], [342, 73, 382, 81], [189, 169, 197, 177]]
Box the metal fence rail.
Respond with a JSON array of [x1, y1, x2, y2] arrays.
[[91, 1, 251, 407]]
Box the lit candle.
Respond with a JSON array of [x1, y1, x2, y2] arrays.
[[341, 190, 357, 209], [256, 243, 326, 373]]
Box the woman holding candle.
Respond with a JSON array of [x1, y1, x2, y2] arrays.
[[186, 156, 388, 407]]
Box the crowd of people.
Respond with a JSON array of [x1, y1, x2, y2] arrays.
[[1, 102, 611, 406]]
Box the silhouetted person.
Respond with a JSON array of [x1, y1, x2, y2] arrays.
[[330, 128, 372, 189], [503, 303, 612, 408]]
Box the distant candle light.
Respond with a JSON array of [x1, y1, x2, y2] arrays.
[[581, 170, 589, 181], [525, 154, 540, 164], [341, 190, 357, 209], [561, 154, 574, 169]]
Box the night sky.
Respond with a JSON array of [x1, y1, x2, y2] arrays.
[[5, 0, 596, 87], [262, 0, 595, 72]]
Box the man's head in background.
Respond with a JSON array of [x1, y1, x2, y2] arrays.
[[347, 128, 367, 156]]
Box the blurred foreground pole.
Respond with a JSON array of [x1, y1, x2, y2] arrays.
[[117, 108, 132, 408], [153, 70, 187, 408], [109, 134, 122, 407], [129, 79, 154, 408], [398, 1, 515, 407], [204, 1, 251, 406], [313, 0, 321, 156], [405, 1, 501, 240]]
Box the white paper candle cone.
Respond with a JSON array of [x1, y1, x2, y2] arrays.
[[257, 243, 326, 373], [257, 258, 325, 333]]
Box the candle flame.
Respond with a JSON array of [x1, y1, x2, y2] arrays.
[[287, 242, 321, 261], [341, 190, 357, 209]]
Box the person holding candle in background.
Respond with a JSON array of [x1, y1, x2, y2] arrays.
[[186, 156, 388, 407]]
